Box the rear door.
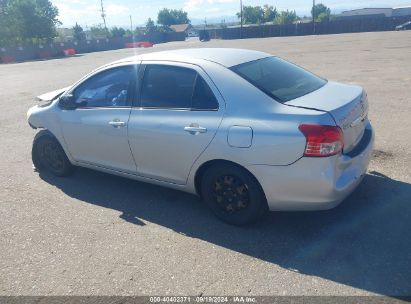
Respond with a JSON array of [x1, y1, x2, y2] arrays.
[[128, 62, 224, 184], [60, 64, 138, 173]]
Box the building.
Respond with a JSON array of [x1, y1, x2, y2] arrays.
[[169, 24, 198, 37], [340, 6, 411, 18], [56, 28, 74, 42], [340, 8, 392, 17], [393, 6, 411, 17]]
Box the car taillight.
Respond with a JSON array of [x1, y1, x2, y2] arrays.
[[298, 124, 344, 157]]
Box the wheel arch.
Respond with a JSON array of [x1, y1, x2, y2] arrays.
[[194, 159, 267, 201], [33, 128, 75, 165]]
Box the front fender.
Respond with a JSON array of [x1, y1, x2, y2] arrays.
[[27, 101, 76, 164]]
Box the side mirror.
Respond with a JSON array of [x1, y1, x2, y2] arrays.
[[58, 94, 77, 110]]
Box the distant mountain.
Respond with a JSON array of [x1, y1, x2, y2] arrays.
[[190, 15, 238, 26]]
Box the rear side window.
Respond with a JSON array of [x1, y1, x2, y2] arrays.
[[140, 64, 219, 110], [192, 76, 219, 110], [141, 65, 196, 109], [231, 57, 327, 103]]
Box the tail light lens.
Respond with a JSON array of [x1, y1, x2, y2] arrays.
[[298, 124, 344, 157]]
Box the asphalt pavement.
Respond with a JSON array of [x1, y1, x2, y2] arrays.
[[0, 31, 410, 296]]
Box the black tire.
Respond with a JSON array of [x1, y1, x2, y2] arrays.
[[32, 130, 75, 177], [201, 162, 268, 225]]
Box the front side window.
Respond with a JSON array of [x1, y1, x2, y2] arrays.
[[231, 57, 327, 103], [74, 66, 134, 108], [140, 65, 219, 110]]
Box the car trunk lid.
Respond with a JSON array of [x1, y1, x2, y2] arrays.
[[285, 81, 368, 153]]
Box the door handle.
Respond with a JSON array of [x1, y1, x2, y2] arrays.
[[108, 120, 126, 128], [184, 124, 207, 134]]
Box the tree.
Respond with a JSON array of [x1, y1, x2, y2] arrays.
[[0, 0, 16, 45], [312, 3, 331, 22], [237, 5, 263, 24], [72, 23, 85, 41], [157, 8, 190, 26], [134, 27, 145, 36], [145, 18, 156, 34], [0, 0, 60, 45], [220, 19, 227, 29], [274, 10, 299, 25], [316, 12, 330, 22], [110, 26, 126, 38], [90, 25, 108, 38], [263, 4, 277, 23], [236, 5, 277, 24]]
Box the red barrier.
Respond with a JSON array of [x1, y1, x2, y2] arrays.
[[125, 41, 154, 48], [0, 55, 16, 63], [63, 48, 76, 56]]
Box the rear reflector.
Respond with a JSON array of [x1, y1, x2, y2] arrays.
[[298, 124, 344, 157]]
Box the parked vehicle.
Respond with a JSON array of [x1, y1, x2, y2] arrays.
[[395, 21, 411, 30], [199, 30, 210, 42], [27, 48, 374, 225], [186, 30, 199, 37]]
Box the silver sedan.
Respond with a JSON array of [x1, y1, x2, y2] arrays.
[[27, 48, 374, 225]]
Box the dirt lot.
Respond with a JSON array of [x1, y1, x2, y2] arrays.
[[0, 31, 410, 296]]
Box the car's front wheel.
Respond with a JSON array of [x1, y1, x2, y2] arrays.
[[32, 130, 75, 177], [201, 163, 268, 225]]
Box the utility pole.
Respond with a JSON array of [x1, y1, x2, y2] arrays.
[[312, 0, 316, 34], [100, 0, 108, 33], [240, 0, 243, 38]]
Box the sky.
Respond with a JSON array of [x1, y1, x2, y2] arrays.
[[53, 0, 411, 28]]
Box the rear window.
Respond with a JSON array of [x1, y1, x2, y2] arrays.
[[230, 57, 327, 103]]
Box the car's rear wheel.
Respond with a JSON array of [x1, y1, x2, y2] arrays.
[[201, 163, 268, 225], [32, 130, 75, 177]]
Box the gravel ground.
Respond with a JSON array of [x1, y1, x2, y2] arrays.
[[0, 31, 410, 296]]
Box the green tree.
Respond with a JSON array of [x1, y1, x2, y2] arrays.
[[220, 19, 227, 29], [0, 0, 16, 45], [145, 18, 156, 34], [274, 10, 299, 25], [312, 3, 331, 22], [90, 24, 108, 38], [72, 22, 85, 41], [237, 5, 277, 24], [263, 4, 277, 23], [110, 26, 126, 37], [0, 0, 60, 46], [316, 12, 330, 22], [157, 8, 190, 26], [237, 5, 264, 24], [134, 27, 145, 36]]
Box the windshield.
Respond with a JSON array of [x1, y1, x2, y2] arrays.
[[230, 57, 327, 103]]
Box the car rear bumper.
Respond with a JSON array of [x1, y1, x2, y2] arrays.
[[247, 123, 375, 211]]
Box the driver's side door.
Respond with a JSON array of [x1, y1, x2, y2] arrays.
[[60, 64, 138, 173]]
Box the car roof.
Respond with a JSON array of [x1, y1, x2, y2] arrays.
[[114, 48, 271, 68]]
